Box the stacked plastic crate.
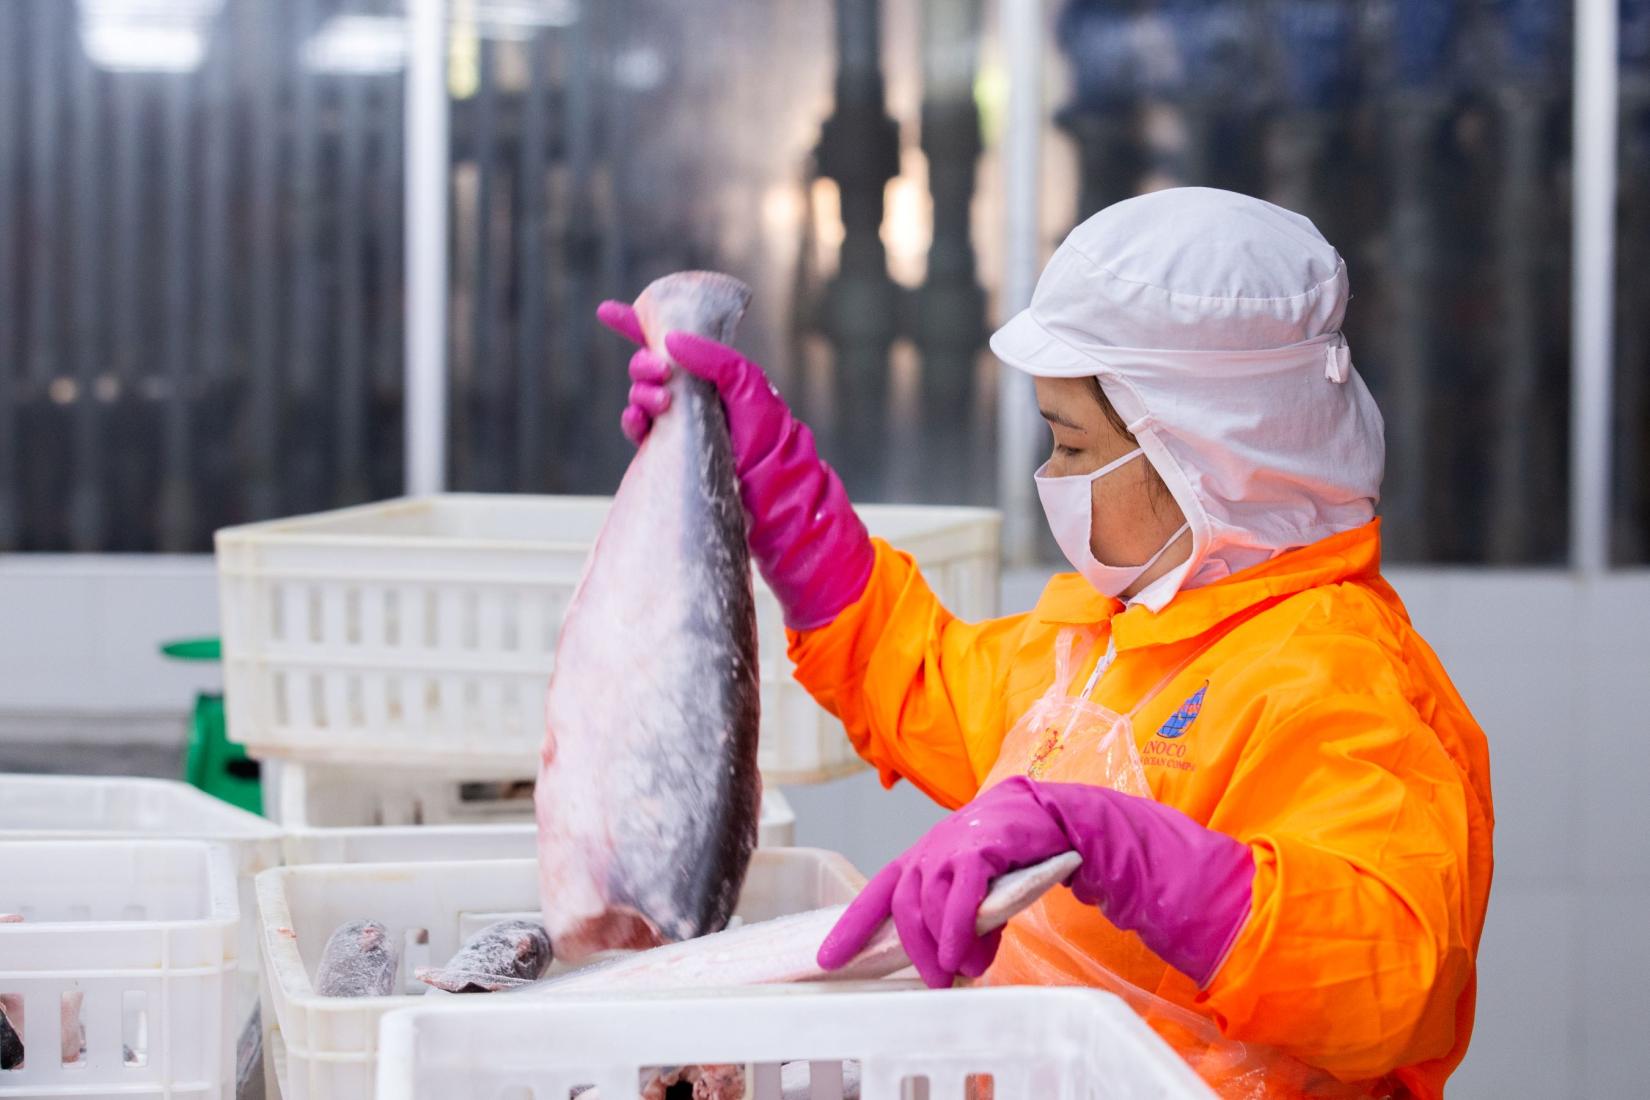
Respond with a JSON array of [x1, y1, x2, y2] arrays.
[[0, 796, 260, 1099], [214, 493, 1002, 794], [209, 492, 1002, 1100]]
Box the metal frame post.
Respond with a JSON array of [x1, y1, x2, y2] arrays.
[[406, 0, 450, 496], [997, 0, 1044, 565], [1571, 0, 1618, 572]]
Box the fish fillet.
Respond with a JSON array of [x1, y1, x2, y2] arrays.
[[524, 852, 1082, 995], [536, 271, 762, 964]]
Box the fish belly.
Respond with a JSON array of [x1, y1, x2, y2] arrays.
[[536, 273, 760, 964]]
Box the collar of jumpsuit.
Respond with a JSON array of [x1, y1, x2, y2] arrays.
[[1033, 517, 1387, 651], [990, 186, 1387, 613]]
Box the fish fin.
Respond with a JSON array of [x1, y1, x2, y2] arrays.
[[555, 906, 667, 964], [414, 966, 533, 994]]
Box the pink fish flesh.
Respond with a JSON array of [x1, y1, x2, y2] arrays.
[[523, 852, 1082, 996], [535, 272, 761, 964]]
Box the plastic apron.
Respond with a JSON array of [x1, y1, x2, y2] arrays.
[[978, 627, 1395, 1100]]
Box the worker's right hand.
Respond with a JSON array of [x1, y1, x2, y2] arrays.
[[597, 300, 875, 631]]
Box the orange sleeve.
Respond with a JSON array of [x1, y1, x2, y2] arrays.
[[1199, 639, 1478, 1083], [786, 539, 1028, 809]]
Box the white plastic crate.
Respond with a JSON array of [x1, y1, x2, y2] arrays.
[[266, 758, 797, 863], [257, 847, 866, 1100], [0, 840, 239, 1099], [375, 986, 1214, 1099], [216, 494, 1001, 783], [0, 774, 282, 1017]]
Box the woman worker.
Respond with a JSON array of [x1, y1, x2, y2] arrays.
[[599, 187, 1492, 1098]]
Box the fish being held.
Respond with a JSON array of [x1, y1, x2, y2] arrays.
[[415, 919, 552, 992], [314, 919, 398, 997], [535, 271, 762, 964]]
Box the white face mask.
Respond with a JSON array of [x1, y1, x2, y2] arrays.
[[1035, 447, 1191, 599]]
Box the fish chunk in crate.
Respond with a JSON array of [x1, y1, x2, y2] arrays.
[[215, 494, 1000, 783], [265, 759, 796, 865], [256, 848, 865, 1100], [0, 774, 282, 1016], [0, 840, 239, 1099], [374, 986, 1214, 1099]]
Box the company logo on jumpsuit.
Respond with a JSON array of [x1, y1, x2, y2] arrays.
[[1156, 681, 1207, 739], [1141, 681, 1207, 774]]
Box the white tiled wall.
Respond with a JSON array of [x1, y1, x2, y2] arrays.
[[3, 556, 1648, 1094]]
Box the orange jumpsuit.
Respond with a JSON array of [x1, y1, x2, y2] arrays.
[[788, 520, 1493, 1098]]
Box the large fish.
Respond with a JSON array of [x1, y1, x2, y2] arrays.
[[535, 271, 762, 963]]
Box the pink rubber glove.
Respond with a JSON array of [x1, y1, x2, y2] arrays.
[[598, 300, 875, 631], [816, 775, 1255, 989]]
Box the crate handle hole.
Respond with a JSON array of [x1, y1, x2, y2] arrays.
[[798, 1059, 851, 1097], [122, 992, 147, 1067], [1, 993, 23, 1071], [61, 993, 85, 1067], [641, 1067, 742, 1098]]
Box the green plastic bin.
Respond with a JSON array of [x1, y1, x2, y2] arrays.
[[161, 637, 263, 816]]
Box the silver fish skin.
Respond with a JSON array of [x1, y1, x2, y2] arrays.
[[315, 918, 398, 997], [535, 271, 762, 964], [415, 918, 552, 992]]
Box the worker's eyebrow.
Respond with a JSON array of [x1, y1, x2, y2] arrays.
[[1039, 408, 1085, 431]]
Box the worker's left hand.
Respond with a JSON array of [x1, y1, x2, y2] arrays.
[[596, 299, 874, 632], [816, 775, 1256, 989]]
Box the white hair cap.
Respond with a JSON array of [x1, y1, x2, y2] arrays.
[[991, 187, 1386, 609]]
